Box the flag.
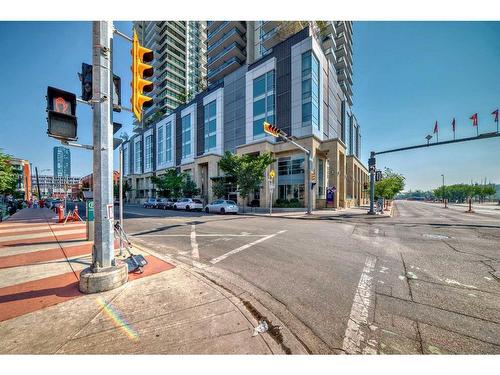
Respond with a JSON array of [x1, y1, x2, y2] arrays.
[[492, 109, 499, 123], [433, 121, 438, 133], [470, 113, 478, 126], [452, 118, 456, 132]]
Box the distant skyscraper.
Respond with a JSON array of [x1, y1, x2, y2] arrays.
[[53, 146, 71, 178], [133, 21, 207, 125]]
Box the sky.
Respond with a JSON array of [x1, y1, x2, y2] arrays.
[[0, 21, 499, 191]]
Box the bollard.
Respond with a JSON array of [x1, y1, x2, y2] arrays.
[[58, 204, 65, 223]]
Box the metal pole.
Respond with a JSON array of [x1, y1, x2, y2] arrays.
[[92, 21, 115, 270], [35, 167, 41, 201], [119, 144, 124, 256], [368, 151, 376, 215], [306, 151, 312, 215]]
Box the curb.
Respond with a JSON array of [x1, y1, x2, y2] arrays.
[[129, 239, 312, 354]]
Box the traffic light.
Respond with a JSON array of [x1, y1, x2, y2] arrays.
[[46, 86, 78, 141], [80, 62, 121, 112], [310, 170, 316, 182], [131, 30, 154, 122], [263, 121, 280, 137]]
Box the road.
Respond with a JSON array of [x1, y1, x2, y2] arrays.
[[120, 201, 500, 354]]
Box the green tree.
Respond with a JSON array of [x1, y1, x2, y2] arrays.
[[182, 178, 200, 198], [151, 169, 185, 198], [218, 151, 275, 207], [113, 180, 131, 199], [375, 168, 405, 200], [211, 179, 227, 199], [0, 150, 18, 195]]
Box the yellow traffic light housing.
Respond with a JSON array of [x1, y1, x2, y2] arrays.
[[131, 30, 154, 122], [263, 121, 281, 137]]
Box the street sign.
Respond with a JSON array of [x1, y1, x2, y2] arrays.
[[375, 170, 383, 182], [269, 169, 275, 179], [86, 200, 94, 221]]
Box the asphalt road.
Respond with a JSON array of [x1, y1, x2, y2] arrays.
[[120, 201, 500, 354]]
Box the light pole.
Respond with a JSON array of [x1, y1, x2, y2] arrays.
[[441, 174, 447, 208]]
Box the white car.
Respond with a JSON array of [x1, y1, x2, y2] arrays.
[[173, 198, 204, 211], [205, 199, 239, 214]]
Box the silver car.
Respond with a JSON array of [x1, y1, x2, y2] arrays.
[[205, 199, 239, 214]]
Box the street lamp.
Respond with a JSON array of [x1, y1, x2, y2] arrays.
[[441, 174, 447, 208]]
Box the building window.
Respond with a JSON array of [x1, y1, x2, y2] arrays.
[[145, 134, 153, 170], [278, 156, 305, 175], [278, 184, 305, 201], [181, 114, 191, 159], [157, 125, 164, 165], [204, 100, 217, 153], [134, 140, 142, 173], [253, 70, 275, 139], [302, 51, 320, 131], [165, 122, 173, 163]]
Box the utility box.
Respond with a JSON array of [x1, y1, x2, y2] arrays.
[[86, 199, 94, 241]]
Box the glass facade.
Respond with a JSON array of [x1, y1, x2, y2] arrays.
[[277, 155, 305, 201], [165, 122, 173, 163], [253, 70, 275, 139], [181, 114, 192, 159], [145, 134, 153, 170], [302, 51, 320, 131], [204, 100, 217, 152], [157, 125, 164, 165], [123, 146, 129, 176], [317, 158, 324, 197], [134, 139, 142, 173]]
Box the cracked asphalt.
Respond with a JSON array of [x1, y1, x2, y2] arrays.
[[121, 200, 500, 354]]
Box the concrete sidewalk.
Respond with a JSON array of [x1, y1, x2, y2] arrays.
[[0, 208, 291, 354], [241, 204, 393, 220]]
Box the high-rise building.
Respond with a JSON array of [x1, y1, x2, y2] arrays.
[[124, 25, 368, 209], [53, 146, 71, 178], [206, 21, 353, 106], [133, 21, 207, 126]]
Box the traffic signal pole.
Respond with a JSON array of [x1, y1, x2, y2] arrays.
[[79, 21, 128, 294]]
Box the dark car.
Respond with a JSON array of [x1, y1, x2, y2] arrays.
[[157, 198, 177, 210], [143, 198, 158, 208]]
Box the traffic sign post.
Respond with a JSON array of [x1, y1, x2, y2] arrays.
[[86, 199, 94, 241]]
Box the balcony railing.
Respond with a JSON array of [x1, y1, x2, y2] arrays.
[[207, 42, 244, 65], [207, 21, 229, 39], [207, 28, 244, 53], [207, 56, 242, 79]]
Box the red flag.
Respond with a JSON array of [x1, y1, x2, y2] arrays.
[[492, 109, 499, 123], [433, 121, 438, 133], [470, 113, 478, 126], [452, 118, 456, 132]]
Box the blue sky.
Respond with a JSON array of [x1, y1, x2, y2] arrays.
[[0, 21, 499, 190]]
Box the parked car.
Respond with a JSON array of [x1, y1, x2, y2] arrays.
[[157, 198, 177, 210], [205, 199, 239, 214], [143, 198, 158, 208], [173, 198, 203, 211]]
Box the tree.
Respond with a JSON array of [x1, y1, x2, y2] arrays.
[[211, 179, 227, 199], [182, 178, 200, 198], [218, 151, 275, 207], [375, 168, 405, 200], [151, 169, 185, 198], [113, 180, 131, 199], [0, 150, 18, 195]]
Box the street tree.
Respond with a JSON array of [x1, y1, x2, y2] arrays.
[[218, 151, 275, 207], [0, 150, 18, 196], [375, 168, 405, 200], [151, 169, 184, 198], [211, 179, 227, 199], [182, 178, 200, 198]]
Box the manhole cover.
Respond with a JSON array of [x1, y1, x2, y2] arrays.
[[422, 233, 450, 239]]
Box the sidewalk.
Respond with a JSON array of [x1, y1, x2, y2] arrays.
[[0, 208, 285, 354], [241, 205, 393, 220]]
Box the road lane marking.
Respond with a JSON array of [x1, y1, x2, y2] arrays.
[[191, 224, 199, 259], [209, 230, 287, 264], [342, 255, 377, 354], [131, 234, 266, 237]]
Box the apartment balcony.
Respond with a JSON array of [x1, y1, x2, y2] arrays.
[[207, 28, 246, 57], [261, 21, 280, 33], [334, 56, 346, 70], [335, 31, 346, 46], [261, 28, 281, 50], [317, 21, 336, 37], [207, 21, 246, 45], [336, 43, 350, 59], [322, 35, 336, 51], [207, 56, 243, 83], [323, 48, 337, 64], [337, 69, 348, 82], [335, 21, 345, 33], [207, 42, 246, 71], [207, 21, 224, 33]]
